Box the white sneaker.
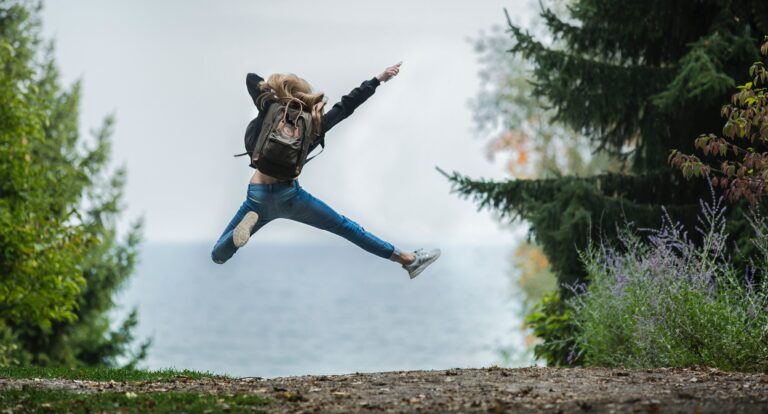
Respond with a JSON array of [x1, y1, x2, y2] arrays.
[[403, 248, 441, 279], [233, 211, 259, 248]]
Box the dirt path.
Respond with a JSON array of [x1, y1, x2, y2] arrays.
[[2, 367, 768, 413]]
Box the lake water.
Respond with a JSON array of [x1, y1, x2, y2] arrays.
[[114, 242, 532, 378]]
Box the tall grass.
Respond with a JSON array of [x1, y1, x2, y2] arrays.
[[570, 185, 768, 371]]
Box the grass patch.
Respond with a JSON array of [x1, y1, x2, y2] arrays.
[[0, 366, 226, 382], [0, 388, 268, 413]]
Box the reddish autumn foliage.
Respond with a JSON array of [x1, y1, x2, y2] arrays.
[[670, 38, 768, 204]]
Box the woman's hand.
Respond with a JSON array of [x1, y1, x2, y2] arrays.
[[377, 61, 402, 83]]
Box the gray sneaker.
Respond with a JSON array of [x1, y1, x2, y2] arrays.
[[233, 211, 259, 248], [403, 248, 441, 279]]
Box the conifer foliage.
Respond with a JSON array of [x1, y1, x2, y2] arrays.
[[445, 0, 768, 290], [0, 1, 147, 366]]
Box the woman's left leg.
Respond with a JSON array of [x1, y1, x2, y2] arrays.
[[285, 187, 402, 261], [211, 199, 272, 264]]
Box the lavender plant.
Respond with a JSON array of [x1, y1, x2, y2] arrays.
[[570, 182, 768, 371]]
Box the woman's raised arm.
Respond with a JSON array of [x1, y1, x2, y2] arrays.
[[320, 62, 402, 135]]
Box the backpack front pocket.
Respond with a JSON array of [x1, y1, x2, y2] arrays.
[[262, 131, 302, 166]]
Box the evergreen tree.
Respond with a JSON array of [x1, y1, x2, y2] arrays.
[[468, 11, 625, 310], [445, 0, 768, 291], [469, 4, 623, 180], [0, 0, 147, 366]]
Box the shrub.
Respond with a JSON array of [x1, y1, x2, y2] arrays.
[[570, 184, 768, 371], [525, 290, 581, 366]]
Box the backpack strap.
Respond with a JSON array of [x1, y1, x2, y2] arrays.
[[304, 134, 325, 164], [305, 146, 324, 163]]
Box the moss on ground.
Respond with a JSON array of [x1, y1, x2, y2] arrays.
[[0, 387, 268, 414]]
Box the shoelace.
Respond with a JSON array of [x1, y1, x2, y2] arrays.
[[403, 249, 423, 270], [411, 249, 427, 266]]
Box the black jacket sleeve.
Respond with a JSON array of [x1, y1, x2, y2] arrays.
[[320, 76, 381, 135], [308, 76, 380, 153], [246, 73, 267, 110]]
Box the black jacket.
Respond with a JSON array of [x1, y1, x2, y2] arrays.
[[245, 73, 381, 157]]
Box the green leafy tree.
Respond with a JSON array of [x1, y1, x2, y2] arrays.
[[0, 0, 147, 367]]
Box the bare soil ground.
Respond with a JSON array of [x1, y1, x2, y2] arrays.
[[2, 366, 768, 413]]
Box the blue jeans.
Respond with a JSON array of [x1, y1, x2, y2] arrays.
[[211, 180, 402, 264]]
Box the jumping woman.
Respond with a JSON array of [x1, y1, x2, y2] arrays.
[[211, 62, 441, 279]]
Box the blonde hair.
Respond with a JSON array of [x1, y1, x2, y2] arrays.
[[255, 73, 326, 138]]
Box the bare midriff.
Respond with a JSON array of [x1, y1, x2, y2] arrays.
[[249, 169, 293, 185]]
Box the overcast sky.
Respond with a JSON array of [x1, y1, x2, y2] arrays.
[[40, 0, 533, 246]]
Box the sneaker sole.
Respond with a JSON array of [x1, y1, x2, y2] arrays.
[[233, 211, 259, 248], [409, 249, 441, 279]]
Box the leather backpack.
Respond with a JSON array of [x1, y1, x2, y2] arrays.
[[236, 97, 322, 180]]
